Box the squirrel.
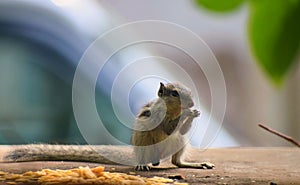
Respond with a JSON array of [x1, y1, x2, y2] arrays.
[[0, 82, 214, 171], [132, 82, 214, 170]]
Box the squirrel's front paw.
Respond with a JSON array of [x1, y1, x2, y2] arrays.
[[191, 109, 200, 117], [182, 109, 200, 118]]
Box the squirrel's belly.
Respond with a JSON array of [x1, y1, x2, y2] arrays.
[[150, 129, 168, 144], [132, 129, 169, 146]]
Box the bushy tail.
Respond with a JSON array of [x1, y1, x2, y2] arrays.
[[0, 144, 135, 165]]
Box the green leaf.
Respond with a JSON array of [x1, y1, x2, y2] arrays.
[[248, 0, 300, 85], [194, 0, 245, 12]]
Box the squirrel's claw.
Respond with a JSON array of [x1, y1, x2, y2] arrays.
[[135, 165, 151, 171], [200, 162, 215, 169], [192, 109, 200, 117]]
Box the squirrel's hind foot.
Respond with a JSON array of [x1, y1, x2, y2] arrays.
[[175, 161, 215, 169], [135, 165, 151, 171]]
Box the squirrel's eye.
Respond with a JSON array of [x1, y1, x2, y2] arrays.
[[171, 90, 179, 97]]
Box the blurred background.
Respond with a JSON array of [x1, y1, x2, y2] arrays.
[[0, 0, 299, 147]]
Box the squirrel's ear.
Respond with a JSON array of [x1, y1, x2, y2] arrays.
[[158, 82, 165, 97]]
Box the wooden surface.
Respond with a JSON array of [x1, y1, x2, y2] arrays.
[[0, 147, 299, 185]]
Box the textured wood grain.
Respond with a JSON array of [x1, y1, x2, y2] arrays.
[[0, 147, 299, 185]]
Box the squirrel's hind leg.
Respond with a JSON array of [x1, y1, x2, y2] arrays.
[[134, 145, 160, 171], [171, 147, 214, 169]]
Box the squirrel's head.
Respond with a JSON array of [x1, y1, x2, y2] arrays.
[[157, 82, 194, 109]]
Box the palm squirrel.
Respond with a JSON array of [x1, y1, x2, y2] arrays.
[[132, 82, 213, 170], [0, 82, 214, 171]]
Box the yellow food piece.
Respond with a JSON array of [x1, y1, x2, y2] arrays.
[[0, 166, 186, 185]]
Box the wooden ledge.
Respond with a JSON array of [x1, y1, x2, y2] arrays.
[[0, 147, 299, 184]]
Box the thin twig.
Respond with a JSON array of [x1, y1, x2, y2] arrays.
[[258, 123, 300, 148]]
